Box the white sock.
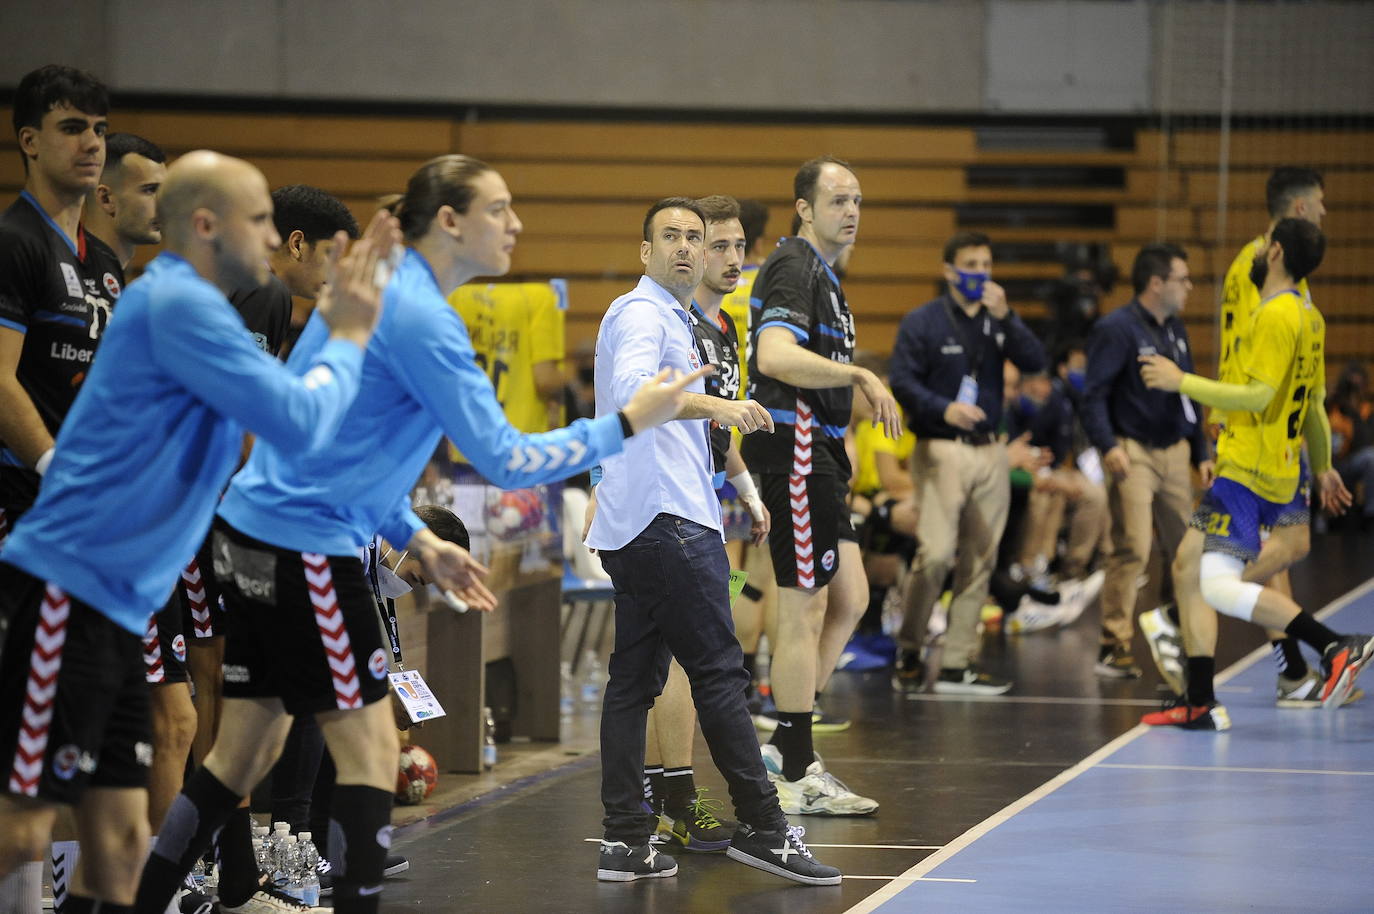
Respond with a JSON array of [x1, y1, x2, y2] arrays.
[[50, 841, 79, 913], [0, 861, 42, 914]]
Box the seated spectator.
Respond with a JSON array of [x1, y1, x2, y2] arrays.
[[1329, 361, 1374, 527]]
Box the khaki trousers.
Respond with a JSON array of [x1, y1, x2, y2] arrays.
[[899, 438, 1010, 669], [1101, 438, 1193, 647], [1020, 469, 1109, 580]]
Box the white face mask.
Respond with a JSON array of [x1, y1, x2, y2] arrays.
[[375, 549, 413, 598]]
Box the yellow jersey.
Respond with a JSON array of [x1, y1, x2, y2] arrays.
[[852, 405, 916, 498], [1217, 235, 1310, 386], [448, 281, 566, 460], [1216, 289, 1326, 503], [720, 265, 757, 399]]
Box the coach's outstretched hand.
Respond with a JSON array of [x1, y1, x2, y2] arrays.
[[621, 365, 717, 434], [318, 209, 402, 348], [407, 527, 499, 613]]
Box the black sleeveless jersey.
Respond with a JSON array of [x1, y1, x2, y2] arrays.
[[689, 302, 741, 475]]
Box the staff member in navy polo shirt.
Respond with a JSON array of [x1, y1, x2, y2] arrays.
[[1082, 243, 1214, 677], [889, 231, 1046, 694]]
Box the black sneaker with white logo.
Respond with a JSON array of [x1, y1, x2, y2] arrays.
[[596, 840, 678, 882], [726, 823, 842, 886]]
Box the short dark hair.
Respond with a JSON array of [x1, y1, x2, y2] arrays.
[[695, 194, 740, 225], [397, 154, 493, 243], [1270, 217, 1325, 283], [415, 504, 470, 552], [642, 197, 706, 242], [794, 156, 853, 206], [13, 65, 109, 174], [738, 199, 769, 253], [103, 133, 165, 171], [943, 231, 991, 265], [1131, 242, 1187, 295], [271, 184, 360, 243], [12, 64, 108, 135], [1266, 167, 1323, 220]]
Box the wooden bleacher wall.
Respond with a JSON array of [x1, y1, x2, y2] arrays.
[[2, 109, 1369, 385]]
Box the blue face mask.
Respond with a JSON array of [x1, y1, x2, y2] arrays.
[[953, 269, 989, 304], [1018, 394, 1040, 416], [1067, 370, 1086, 393]]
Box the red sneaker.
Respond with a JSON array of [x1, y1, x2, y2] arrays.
[[1141, 699, 1231, 731]]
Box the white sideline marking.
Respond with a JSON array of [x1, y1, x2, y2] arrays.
[[1099, 763, 1374, 777], [844, 875, 976, 883], [841, 575, 1374, 914]]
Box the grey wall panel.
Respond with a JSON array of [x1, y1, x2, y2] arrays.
[[985, 0, 1150, 112]]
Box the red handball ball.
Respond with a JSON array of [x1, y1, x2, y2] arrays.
[[396, 744, 438, 804]]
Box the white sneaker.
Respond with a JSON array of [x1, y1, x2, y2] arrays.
[[1138, 606, 1186, 696], [1056, 570, 1105, 627], [926, 594, 949, 640], [1008, 595, 1064, 634], [760, 745, 878, 816], [217, 886, 330, 913]]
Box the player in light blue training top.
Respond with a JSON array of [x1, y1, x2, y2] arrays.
[[0, 151, 394, 912], [137, 155, 706, 914]]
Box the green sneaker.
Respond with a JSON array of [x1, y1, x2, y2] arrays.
[[663, 788, 734, 853]]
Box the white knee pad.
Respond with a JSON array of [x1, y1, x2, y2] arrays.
[[1199, 552, 1262, 622]]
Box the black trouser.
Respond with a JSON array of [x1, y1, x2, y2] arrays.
[[597, 514, 787, 843]]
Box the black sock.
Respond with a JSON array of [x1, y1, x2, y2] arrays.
[[1285, 613, 1339, 654], [213, 807, 258, 907], [328, 785, 394, 914], [1271, 638, 1308, 680], [135, 770, 242, 914], [741, 653, 757, 683], [767, 711, 815, 781], [63, 897, 132, 914], [661, 766, 696, 815], [1166, 604, 1181, 626], [642, 765, 664, 812], [1186, 656, 1215, 706]]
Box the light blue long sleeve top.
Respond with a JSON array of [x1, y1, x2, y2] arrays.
[[0, 253, 365, 634], [218, 248, 625, 555], [585, 275, 720, 552]]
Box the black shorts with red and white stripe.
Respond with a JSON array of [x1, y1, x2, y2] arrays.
[[143, 593, 189, 685], [0, 562, 151, 804], [212, 519, 390, 716], [178, 534, 227, 640], [759, 472, 856, 590]]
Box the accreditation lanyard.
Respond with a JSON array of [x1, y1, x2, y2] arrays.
[[366, 540, 405, 668], [943, 297, 992, 382]]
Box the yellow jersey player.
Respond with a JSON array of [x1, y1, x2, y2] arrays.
[[1140, 219, 1372, 727], [1137, 167, 1332, 718], [450, 281, 566, 433]]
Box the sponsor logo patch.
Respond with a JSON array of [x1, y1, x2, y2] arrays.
[[60, 263, 83, 298], [53, 744, 81, 780], [821, 549, 836, 572], [102, 272, 121, 298], [369, 648, 388, 679], [172, 634, 187, 662]]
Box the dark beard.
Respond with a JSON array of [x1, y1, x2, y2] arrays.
[[1248, 255, 1268, 289]]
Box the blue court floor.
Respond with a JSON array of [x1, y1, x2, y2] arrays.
[[851, 580, 1374, 914]]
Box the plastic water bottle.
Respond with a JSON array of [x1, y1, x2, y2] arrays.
[[297, 832, 321, 907], [483, 707, 497, 769], [252, 826, 271, 875], [580, 649, 604, 706], [282, 835, 303, 900], [560, 660, 575, 716], [269, 823, 291, 886]]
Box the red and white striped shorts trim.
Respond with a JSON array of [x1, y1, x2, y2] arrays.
[[8, 584, 70, 796], [142, 614, 165, 684], [303, 553, 363, 710], [791, 398, 816, 588], [182, 559, 213, 638], [0, 507, 9, 548]]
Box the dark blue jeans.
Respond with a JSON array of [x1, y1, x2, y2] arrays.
[[597, 513, 786, 843]]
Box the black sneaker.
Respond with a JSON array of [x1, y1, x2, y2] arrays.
[[1319, 634, 1374, 710], [933, 666, 1011, 695], [726, 823, 842, 886], [596, 840, 678, 882], [662, 787, 734, 852], [891, 651, 925, 692], [1095, 643, 1143, 679], [383, 853, 409, 878]]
